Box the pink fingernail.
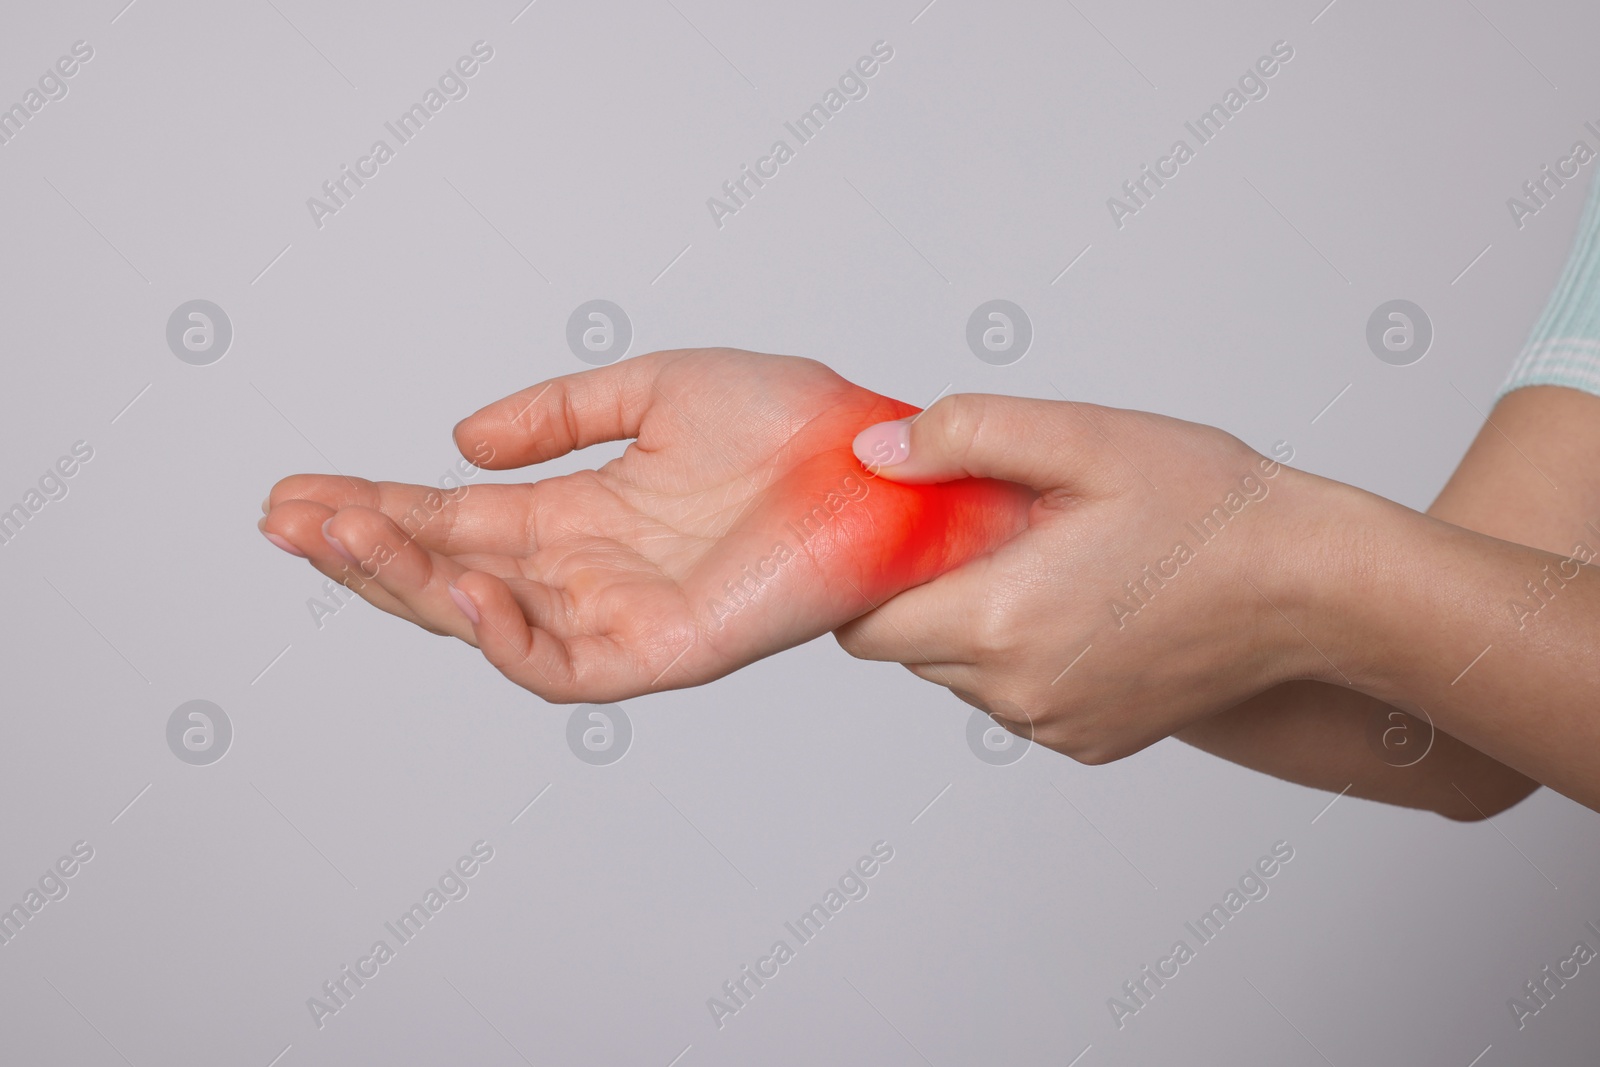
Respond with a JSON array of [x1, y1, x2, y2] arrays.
[[261, 529, 307, 558], [852, 419, 912, 467], [321, 518, 361, 567], [448, 582, 481, 625]]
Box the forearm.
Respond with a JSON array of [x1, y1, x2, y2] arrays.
[[1312, 482, 1600, 811], [1181, 387, 1600, 816], [1178, 682, 1534, 820]]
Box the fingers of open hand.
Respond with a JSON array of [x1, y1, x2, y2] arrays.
[[264, 496, 644, 702], [449, 569, 596, 701], [318, 506, 480, 641], [452, 350, 685, 469], [265, 474, 538, 557], [265, 473, 388, 516], [259, 499, 429, 630]]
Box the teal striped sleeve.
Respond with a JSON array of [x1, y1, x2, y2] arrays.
[[1499, 174, 1600, 400]]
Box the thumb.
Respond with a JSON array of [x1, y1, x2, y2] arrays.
[[851, 393, 1088, 488]]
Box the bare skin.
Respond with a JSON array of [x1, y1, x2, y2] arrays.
[[1176, 387, 1600, 820], [261, 349, 1030, 702], [835, 387, 1600, 816], [260, 349, 1600, 818]]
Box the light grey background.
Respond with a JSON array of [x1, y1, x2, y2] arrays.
[[3, 0, 1598, 1064]]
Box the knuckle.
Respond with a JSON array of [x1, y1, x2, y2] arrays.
[[1042, 722, 1124, 766], [561, 390, 586, 450], [969, 593, 1017, 657], [270, 473, 323, 502], [983, 695, 1036, 734], [833, 624, 868, 659], [342, 509, 392, 548], [925, 393, 989, 466], [1064, 741, 1118, 766]]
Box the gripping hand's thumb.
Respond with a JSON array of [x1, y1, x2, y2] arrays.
[[851, 394, 1075, 489]]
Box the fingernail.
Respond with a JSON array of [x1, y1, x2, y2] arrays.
[[321, 517, 361, 567], [259, 522, 307, 558], [261, 494, 271, 514], [447, 582, 481, 625], [852, 419, 912, 467]]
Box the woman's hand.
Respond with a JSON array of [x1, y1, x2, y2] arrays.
[[835, 390, 1600, 814], [260, 349, 1031, 702], [834, 393, 1322, 764]]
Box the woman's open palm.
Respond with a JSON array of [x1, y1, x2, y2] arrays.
[[262, 349, 1031, 701]]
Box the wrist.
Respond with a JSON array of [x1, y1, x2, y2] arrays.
[[1267, 471, 1518, 699], [1249, 465, 1392, 690]]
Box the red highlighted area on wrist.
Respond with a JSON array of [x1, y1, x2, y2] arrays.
[[689, 398, 1032, 655]]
